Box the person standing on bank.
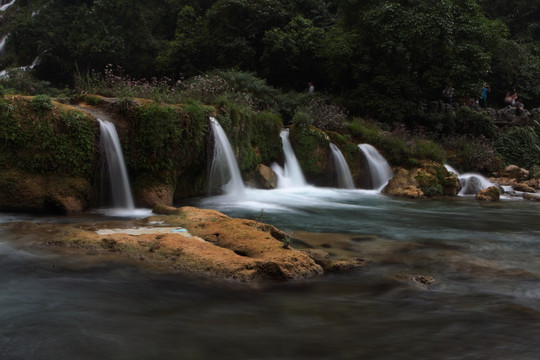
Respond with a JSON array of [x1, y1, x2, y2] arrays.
[[308, 82, 314, 93], [479, 84, 490, 109]]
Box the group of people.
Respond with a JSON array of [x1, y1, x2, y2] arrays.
[[442, 83, 524, 112]]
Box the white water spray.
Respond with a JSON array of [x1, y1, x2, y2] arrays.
[[330, 143, 355, 189], [0, 0, 15, 11], [98, 119, 135, 210], [358, 144, 393, 191], [0, 35, 7, 55], [444, 165, 497, 196], [209, 117, 246, 197], [273, 129, 307, 188]]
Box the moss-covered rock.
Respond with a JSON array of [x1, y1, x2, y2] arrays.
[[383, 161, 458, 198], [0, 96, 98, 212], [475, 186, 501, 201], [289, 120, 331, 186]]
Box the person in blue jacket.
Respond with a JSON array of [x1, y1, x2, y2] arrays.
[[479, 84, 490, 109]]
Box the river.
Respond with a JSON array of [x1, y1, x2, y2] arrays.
[[1, 188, 539, 359]]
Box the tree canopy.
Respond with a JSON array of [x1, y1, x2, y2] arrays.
[[1, 0, 539, 119]]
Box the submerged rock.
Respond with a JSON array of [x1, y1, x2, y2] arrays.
[[386, 274, 436, 290]]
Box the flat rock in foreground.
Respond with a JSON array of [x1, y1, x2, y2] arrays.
[[3, 206, 323, 283]]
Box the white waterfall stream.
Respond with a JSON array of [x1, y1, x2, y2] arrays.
[[98, 119, 135, 210], [358, 144, 393, 191], [209, 117, 246, 197], [330, 143, 355, 189]]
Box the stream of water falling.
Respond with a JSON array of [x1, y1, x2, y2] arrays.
[[0, 0, 15, 11], [0, 35, 7, 55], [444, 164, 498, 196], [358, 143, 393, 190], [98, 119, 135, 212], [330, 143, 355, 189], [273, 129, 307, 188], [209, 117, 246, 197]]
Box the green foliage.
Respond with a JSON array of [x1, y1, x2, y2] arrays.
[[495, 123, 540, 170], [30, 95, 53, 114], [250, 111, 283, 165], [84, 95, 102, 106], [415, 170, 444, 197], [128, 103, 184, 183], [348, 118, 381, 144], [321, 0, 506, 120], [300, 95, 348, 131], [442, 135, 501, 173], [414, 140, 446, 164], [0, 98, 96, 177], [289, 116, 330, 177], [454, 107, 497, 139]]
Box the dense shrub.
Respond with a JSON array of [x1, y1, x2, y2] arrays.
[[442, 135, 501, 173], [301, 96, 348, 131], [454, 107, 497, 139], [495, 123, 540, 170], [30, 94, 53, 113]]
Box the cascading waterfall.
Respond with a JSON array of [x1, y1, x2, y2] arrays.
[[209, 117, 246, 197], [444, 164, 496, 196], [0, 0, 16, 11], [358, 144, 393, 190], [330, 143, 355, 189], [0, 35, 7, 55], [98, 119, 135, 210], [272, 129, 307, 188]]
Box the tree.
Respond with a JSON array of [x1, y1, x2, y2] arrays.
[[321, 0, 507, 121]]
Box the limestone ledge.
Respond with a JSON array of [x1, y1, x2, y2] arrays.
[[2, 206, 368, 283]]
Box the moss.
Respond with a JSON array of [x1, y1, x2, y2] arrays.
[[414, 163, 453, 197], [289, 118, 330, 179], [0, 96, 97, 177]]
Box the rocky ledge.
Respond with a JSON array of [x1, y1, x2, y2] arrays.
[[1, 206, 364, 283]]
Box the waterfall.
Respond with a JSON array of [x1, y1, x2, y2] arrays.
[[273, 129, 307, 188], [98, 119, 135, 210], [209, 117, 245, 197], [0, 0, 15, 11], [444, 165, 496, 196], [330, 143, 355, 189], [0, 35, 7, 55], [358, 144, 393, 190]]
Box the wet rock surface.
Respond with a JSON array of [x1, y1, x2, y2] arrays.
[[1, 206, 324, 283]]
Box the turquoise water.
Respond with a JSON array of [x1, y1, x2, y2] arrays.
[[1, 188, 539, 359]]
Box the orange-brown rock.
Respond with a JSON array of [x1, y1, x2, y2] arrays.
[[500, 165, 529, 182], [475, 186, 501, 201], [512, 183, 536, 193], [0, 169, 90, 214], [135, 184, 175, 207], [251, 164, 278, 189], [382, 168, 424, 198], [6, 206, 323, 283]]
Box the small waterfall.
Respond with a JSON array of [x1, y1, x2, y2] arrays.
[[358, 144, 393, 190], [274, 129, 307, 188], [98, 119, 135, 209], [0, 0, 15, 11], [209, 117, 245, 197], [330, 143, 355, 189], [0, 35, 7, 55], [444, 165, 496, 196]]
